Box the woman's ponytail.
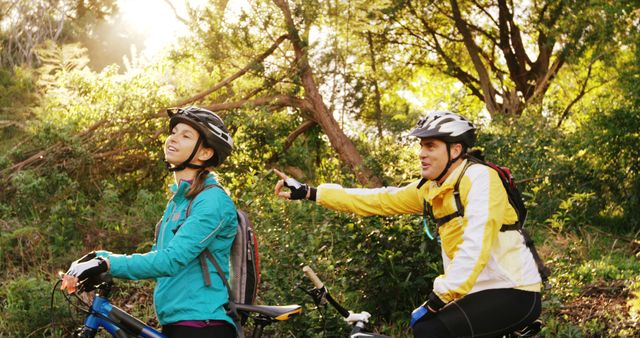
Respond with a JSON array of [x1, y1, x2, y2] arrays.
[[186, 169, 210, 199]]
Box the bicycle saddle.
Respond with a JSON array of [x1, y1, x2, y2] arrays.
[[236, 303, 302, 321]]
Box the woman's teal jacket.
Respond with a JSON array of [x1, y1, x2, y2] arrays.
[[99, 175, 237, 326]]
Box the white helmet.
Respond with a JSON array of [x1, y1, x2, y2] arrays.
[[409, 111, 476, 148]]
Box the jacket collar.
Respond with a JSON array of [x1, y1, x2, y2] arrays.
[[425, 159, 468, 201], [169, 173, 220, 202]]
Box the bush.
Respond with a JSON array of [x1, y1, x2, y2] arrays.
[[0, 275, 70, 337]]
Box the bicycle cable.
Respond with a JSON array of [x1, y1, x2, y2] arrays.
[[49, 279, 62, 334], [51, 279, 91, 335], [297, 284, 330, 338]]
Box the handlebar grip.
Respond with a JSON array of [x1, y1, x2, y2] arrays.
[[303, 266, 324, 289]]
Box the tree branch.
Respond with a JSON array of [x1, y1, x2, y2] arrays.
[[163, 0, 189, 25], [498, 0, 528, 97], [428, 32, 484, 101], [556, 64, 614, 128], [267, 120, 317, 163], [528, 50, 566, 104], [556, 64, 593, 128], [286, 120, 316, 148], [156, 34, 290, 114], [450, 0, 500, 115], [470, 0, 499, 26], [399, 3, 486, 101], [272, 0, 383, 187], [204, 94, 314, 113]]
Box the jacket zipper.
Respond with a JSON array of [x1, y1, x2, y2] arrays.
[[159, 200, 177, 250]]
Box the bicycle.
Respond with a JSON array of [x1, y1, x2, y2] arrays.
[[302, 266, 391, 338], [55, 272, 302, 338], [302, 266, 543, 338]]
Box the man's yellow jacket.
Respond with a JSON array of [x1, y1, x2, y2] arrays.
[[316, 159, 541, 304]]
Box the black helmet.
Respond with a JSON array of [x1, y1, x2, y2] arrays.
[[409, 111, 476, 148], [167, 106, 233, 167]]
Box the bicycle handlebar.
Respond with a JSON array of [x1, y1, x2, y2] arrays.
[[302, 266, 351, 318], [302, 266, 324, 289], [302, 266, 392, 338]]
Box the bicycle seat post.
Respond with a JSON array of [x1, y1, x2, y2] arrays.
[[251, 315, 272, 338]]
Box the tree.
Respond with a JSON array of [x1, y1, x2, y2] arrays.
[[381, 0, 636, 117], [0, 0, 117, 68], [167, 0, 384, 186]]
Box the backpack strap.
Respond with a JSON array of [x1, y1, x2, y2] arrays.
[[519, 228, 552, 286], [185, 184, 246, 338], [423, 160, 473, 233]]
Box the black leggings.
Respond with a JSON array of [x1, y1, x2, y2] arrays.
[[162, 323, 236, 338], [413, 289, 541, 338]]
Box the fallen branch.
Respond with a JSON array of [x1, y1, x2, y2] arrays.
[[0, 148, 51, 178], [267, 120, 317, 163], [155, 34, 290, 114], [0, 120, 26, 129], [205, 94, 313, 112]]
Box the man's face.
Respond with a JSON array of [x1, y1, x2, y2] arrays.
[[418, 138, 449, 180]]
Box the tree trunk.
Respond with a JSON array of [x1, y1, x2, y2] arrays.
[[273, 0, 383, 187], [367, 31, 384, 139]]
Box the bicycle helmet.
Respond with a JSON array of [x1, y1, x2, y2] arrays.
[[410, 111, 476, 182], [166, 106, 233, 171], [409, 111, 476, 148]]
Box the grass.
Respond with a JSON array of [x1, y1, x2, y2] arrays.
[[537, 225, 640, 337]]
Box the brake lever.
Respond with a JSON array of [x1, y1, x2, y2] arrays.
[[297, 284, 327, 306]]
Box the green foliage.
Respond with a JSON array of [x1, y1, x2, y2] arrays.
[[0, 275, 70, 337], [545, 192, 596, 232]]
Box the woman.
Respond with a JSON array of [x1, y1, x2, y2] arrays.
[[62, 106, 238, 338]]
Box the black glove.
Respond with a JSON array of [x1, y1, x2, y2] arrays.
[[284, 177, 315, 200], [425, 291, 446, 312], [66, 257, 109, 281]]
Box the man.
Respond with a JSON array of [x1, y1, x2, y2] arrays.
[[274, 111, 542, 337]]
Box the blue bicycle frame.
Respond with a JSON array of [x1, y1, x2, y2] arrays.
[[67, 272, 165, 338], [77, 294, 165, 338], [67, 272, 302, 338]]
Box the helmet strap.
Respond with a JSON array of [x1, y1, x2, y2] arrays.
[[166, 136, 207, 172], [434, 143, 463, 183]]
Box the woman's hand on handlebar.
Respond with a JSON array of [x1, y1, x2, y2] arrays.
[[273, 168, 315, 200], [60, 273, 79, 294], [61, 255, 111, 293]]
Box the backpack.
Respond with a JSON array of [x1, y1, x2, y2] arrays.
[[184, 184, 260, 336], [422, 156, 551, 286]]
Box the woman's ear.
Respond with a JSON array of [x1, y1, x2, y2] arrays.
[[198, 147, 215, 162]]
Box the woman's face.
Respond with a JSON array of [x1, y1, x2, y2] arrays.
[[165, 122, 203, 166]]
